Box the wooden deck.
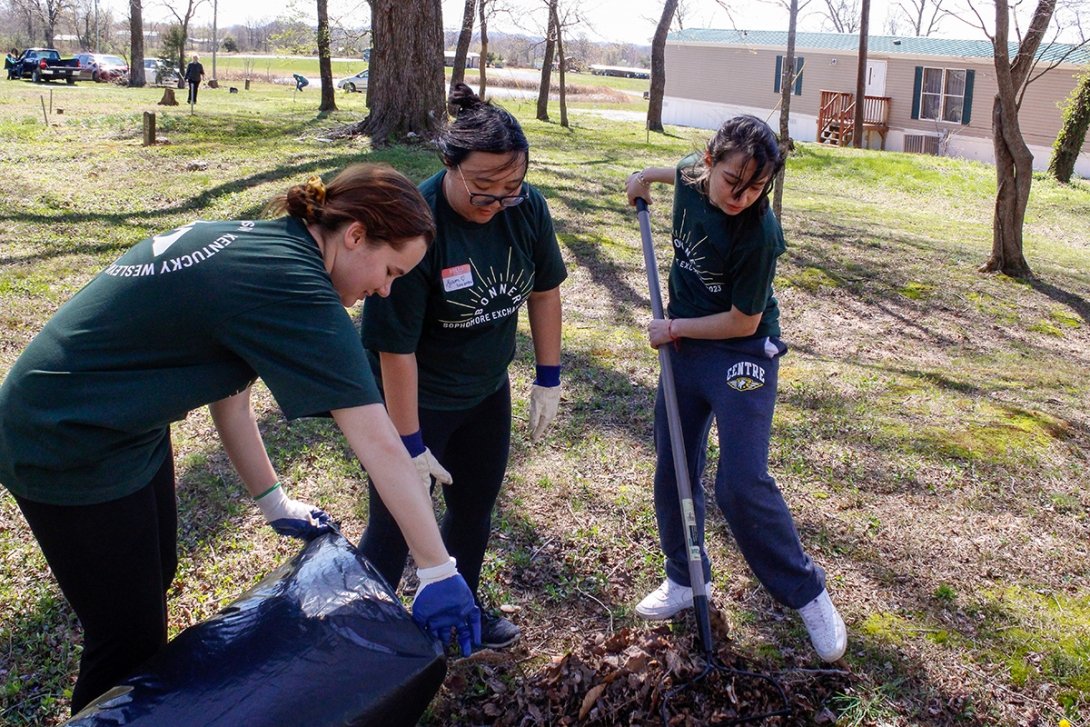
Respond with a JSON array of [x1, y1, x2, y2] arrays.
[[817, 90, 892, 149]]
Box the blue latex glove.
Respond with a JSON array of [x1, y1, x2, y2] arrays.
[[254, 482, 334, 540], [411, 558, 481, 656]]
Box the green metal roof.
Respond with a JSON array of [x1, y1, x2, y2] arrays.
[[668, 28, 1090, 66]]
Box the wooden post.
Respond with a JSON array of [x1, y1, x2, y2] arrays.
[[143, 111, 156, 145], [40, 95, 49, 125], [244, 79, 250, 90]]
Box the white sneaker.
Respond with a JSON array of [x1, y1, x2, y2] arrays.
[[797, 589, 847, 662], [635, 578, 713, 620]]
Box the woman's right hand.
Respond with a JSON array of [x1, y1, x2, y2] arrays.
[[626, 170, 652, 207], [411, 558, 481, 655]]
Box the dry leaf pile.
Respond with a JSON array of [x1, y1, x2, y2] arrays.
[[435, 622, 854, 726]]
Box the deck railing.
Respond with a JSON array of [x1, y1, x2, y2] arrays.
[[817, 90, 892, 147]]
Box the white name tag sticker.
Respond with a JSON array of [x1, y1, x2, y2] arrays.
[[442, 264, 474, 292]]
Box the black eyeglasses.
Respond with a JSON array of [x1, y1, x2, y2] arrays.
[[457, 167, 527, 208]]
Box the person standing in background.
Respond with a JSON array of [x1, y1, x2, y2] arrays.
[[185, 54, 205, 104]]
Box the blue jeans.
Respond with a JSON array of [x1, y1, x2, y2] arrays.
[[653, 336, 824, 610]]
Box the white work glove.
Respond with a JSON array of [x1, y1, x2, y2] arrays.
[[254, 482, 333, 540], [529, 384, 561, 441], [401, 431, 452, 493], [529, 364, 562, 442], [414, 448, 453, 491]]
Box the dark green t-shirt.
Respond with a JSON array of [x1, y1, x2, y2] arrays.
[[667, 154, 786, 338], [362, 170, 567, 410], [0, 217, 381, 505]]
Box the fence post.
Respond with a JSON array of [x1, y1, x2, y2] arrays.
[[143, 111, 156, 146]]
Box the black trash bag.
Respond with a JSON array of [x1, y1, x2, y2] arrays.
[[64, 533, 445, 727]]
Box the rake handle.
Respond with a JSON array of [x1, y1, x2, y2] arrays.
[[635, 198, 714, 657]]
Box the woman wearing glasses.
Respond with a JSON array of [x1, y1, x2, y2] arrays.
[[358, 84, 566, 650]]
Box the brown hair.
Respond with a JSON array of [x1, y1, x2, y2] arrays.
[[267, 163, 435, 250]]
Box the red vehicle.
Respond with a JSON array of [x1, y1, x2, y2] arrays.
[[74, 53, 129, 82]]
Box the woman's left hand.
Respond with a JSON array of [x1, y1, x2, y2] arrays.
[[647, 318, 675, 349]]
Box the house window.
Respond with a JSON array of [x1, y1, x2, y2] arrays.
[[774, 55, 804, 96], [920, 67, 967, 123]]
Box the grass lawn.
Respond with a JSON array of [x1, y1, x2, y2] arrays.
[[0, 75, 1088, 726]]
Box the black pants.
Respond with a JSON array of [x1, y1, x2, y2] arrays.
[[187, 80, 199, 104], [14, 451, 177, 715], [360, 381, 511, 600]]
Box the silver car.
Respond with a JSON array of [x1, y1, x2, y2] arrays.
[[335, 69, 368, 93]]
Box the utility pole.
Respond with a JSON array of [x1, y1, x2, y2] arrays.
[[853, 0, 871, 148]]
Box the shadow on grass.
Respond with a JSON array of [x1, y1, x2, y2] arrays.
[[1028, 275, 1090, 326], [0, 146, 439, 267]]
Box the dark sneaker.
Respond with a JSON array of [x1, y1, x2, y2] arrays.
[[478, 610, 521, 649]]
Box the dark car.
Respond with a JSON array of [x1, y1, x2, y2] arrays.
[[75, 53, 129, 82]]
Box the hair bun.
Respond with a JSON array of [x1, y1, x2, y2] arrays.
[[448, 82, 484, 114]]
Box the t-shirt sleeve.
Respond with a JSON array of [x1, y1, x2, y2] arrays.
[[728, 221, 785, 316], [530, 194, 567, 292], [217, 297, 381, 419], [361, 253, 432, 354]]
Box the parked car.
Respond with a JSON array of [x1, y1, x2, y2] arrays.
[[142, 58, 179, 86], [75, 53, 128, 82], [12, 48, 81, 84], [335, 69, 368, 93]]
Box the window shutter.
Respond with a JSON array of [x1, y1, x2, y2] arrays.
[[961, 69, 975, 125], [774, 55, 783, 93], [794, 57, 804, 95], [911, 66, 923, 120]]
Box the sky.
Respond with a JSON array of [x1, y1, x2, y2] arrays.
[[122, 0, 904, 45], [119, 0, 1083, 47]]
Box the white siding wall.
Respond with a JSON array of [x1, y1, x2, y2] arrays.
[[663, 40, 1090, 179]]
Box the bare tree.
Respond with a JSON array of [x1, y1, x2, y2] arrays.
[[895, 0, 946, 36], [965, 0, 1058, 277], [647, 0, 678, 133], [317, 0, 336, 112], [478, 0, 489, 96], [163, 0, 207, 73], [819, 0, 860, 33], [550, 0, 566, 126], [774, 0, 804, 218], [12, 0, 73, 47], [449, 0, 475, 97], [128, 0, 145, 85], [357, 0, 445, 146], [535, 0, 557, 121]]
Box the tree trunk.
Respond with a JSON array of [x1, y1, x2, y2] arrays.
[[554, 3, 567, 127], [986, 97, 1033, 276], [317, 0, 337, 113], [449, 0, 475, 99], [1048, 71, 1090, 184], [980, 0, 1055, 277], [128, 0, 145, 87], [646, 0, 677, 133], [773, 0, 800, 219], [853, 0, 870, 148], [478, 0, 488, 97], [536, 0, 558, 122], [359, 0, 446, 146]]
